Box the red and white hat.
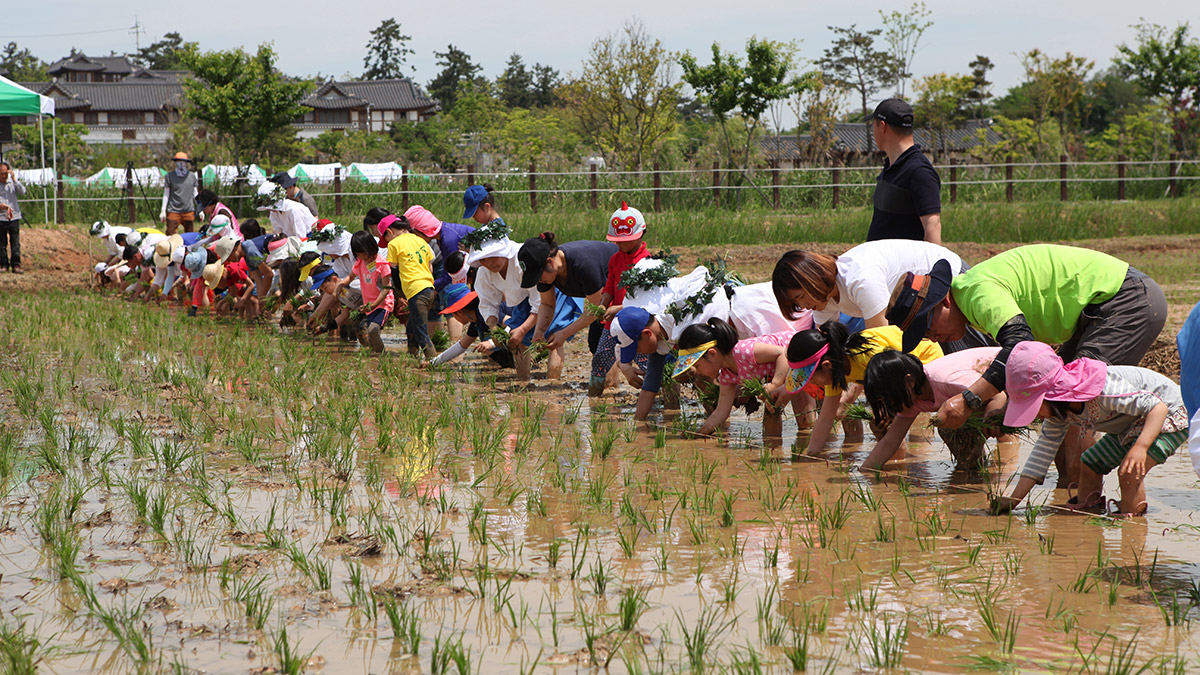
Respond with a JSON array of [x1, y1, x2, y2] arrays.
[[607, 201, 646, 242]]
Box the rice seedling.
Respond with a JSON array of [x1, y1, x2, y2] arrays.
[[272, 624, 314, 675], [976, 593, 1019, 652], [861, 614, 909, 669], [617, 587, 649, 632], [677, 605, 729, 674], [0, 615, 44, 674], [430, 632, 473, 675]]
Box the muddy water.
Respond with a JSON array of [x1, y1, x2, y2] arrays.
[[1, 294, 1199, 673]]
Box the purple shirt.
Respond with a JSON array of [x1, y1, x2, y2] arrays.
[[435, 221, 475, 289]]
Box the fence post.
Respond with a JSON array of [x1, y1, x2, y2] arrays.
[[712, 162, 720, 206], [771, 160, 781, 209], [949, 160, 958, 204], [1117, 154, 1126, 201], [1169, 153, 1178, 198], [333, 167, 343, 216], [125, 165, 136, 224], [529, 162, 537, 213], [653, 162, 662, 212], [831, 164, 841, 209], [1060, 154, 1068, 201], [467, 164, 475, 187], [589, 164, 598, 210], [56, 172, 66, 224], [1005, 160, 1014, 203]]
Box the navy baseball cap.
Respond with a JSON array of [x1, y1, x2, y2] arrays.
[[611, 307, 652, 364], [868, 98, 914, 128], [886, 258, 954, 353], [462, 185, 489, 220]]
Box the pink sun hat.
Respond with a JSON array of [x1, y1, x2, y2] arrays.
[[404, 205, 443, 238], [1003, 341, 1107, 427]]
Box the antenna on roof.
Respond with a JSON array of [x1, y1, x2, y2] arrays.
[[130, 16, 145, 54]]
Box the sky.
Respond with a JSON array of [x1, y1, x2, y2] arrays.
[[6, 0, 1196, 126]]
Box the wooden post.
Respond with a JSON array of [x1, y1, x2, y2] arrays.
[[401, 167, 409, 210], [1060, 154, 1068, 201], [529, 162, 537, 213], [467, 164, 475, 187], [831, 164, 841, 209], [589, 164, 598, 210], [56, 172, 66, 224], [712, 162, 720, 206], [1005, 160, 1014, 203], [1169, 153, 1178, 198], [333, 166, 343, 216], [771, 160, 781, 209], [652, 162, 662, 212], [125, 165, 136, 224], [949, 160, 958, 204], [1117, 155, 1126, 201]]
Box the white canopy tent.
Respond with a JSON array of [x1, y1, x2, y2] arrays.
[[347, 161, 403, 183], [0, 75, 56, 222], [288, 162, 343, 185], [202, 164, 268, 187], [86, 167, 166, 189], [14, 167, 58, 186]]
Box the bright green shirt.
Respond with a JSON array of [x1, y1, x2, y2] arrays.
[[950, 244, 1128, 343]]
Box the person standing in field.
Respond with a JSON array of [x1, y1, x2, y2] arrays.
[[0, 161, 26, 274], [270, 171, 319, 217], [867, 99, 942, 244], [160, 152, 199, 235]]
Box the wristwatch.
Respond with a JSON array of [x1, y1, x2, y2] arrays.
[[961, 389, 984, 410]]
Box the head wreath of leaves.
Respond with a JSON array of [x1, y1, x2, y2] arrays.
[[253, 183, 287, 209], [665, 257, 731, 324], [309, 224, 346, 243], [459, 218, 511, 251], [619, 248, 681, 293]]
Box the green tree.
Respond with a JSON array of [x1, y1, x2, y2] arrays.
[[681, 37, 805, 203], [448, 82, 504, 167], [817, 25, 899, 153], [559, 20, 682, 170], [494, 108, 580, 168], [879, 2, 933, 97], [1083, 67, 1145, 135], [361, 19, 414, 80], [133, 32, 196, 70], [1114, 22, 1200, 154], [497, 54, 535, 108], [913, 72, 974, 157], [1085, 102, 1172, 161], [180, 44, 311, 167], [12, 122, 87, 174], [532, 64, 561, 107], [427, 45, 482, 111], [791, 71, 846, 164], [389, 116, 458, 171], [1020, 49, 1094, 158], [1, 42, 47, 81], [965, 55, 994, 119]]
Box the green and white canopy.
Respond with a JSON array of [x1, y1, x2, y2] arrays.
[[0, 75, 55, 116]]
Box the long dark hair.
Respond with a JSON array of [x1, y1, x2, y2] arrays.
[[863, 349, 928, 425], [785, 320, 872, 393], [677, 317, 739, 355], [350, 230, 379, 258]]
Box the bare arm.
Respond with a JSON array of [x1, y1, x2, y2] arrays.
[[921, 213, 942, 245], [805, 395, 841, 455], [860, 416, 916, 471], [698, 384, 737, 437]]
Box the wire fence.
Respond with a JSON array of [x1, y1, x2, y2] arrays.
[[16, 157, 1200, 226]]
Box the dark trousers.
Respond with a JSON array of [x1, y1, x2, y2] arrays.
[[0, 220, 18, 268]]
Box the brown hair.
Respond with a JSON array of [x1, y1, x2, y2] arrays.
[[771, 250, 839, 320]]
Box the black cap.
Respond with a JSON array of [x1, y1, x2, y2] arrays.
[[517, 236, 552, 288], [271, 171, 298, 188], [885, 258, 953, 352], [869, 98, 914, 128]]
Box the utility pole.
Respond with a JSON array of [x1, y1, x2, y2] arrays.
[[130, 16, 145, 54]]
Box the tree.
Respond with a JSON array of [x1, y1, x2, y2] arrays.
[[559, 20, 682, 170], [790, 71, 846, 164], [12, 122, 87, 174], [361, 19, 414, 80], [427, 45, 482, 111], [497, 54, 535, 108], [965, 55, 994, 119], [818, 25, 899, 153], [913, 72, 974, 157], [448, 82, 504, 167], [1114, 22, 1200, 154], [879, 2, 933, 97], [1, 42, 47, 81], [1021, 49, 1094, 158], [390, 116, 458, 170], [180, 44, 311, 167], [133, 32, 196, 70], [532, 64, 561, 107], [494, 108, 581, 168], [680, 37, 806, 204]]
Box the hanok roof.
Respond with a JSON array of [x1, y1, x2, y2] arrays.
[[762, 119, 1001, 159], [47, 53, 135, 76], [302, 79, 438, 112], [21, 81, 185, 112]]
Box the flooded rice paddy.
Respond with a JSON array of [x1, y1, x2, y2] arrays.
[[1, 292, 1199, 673]]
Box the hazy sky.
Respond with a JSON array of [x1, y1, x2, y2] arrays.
[[7, 0, 1195, 123]]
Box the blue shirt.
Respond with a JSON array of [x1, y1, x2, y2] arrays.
[[1179, 301, 1200, 416], [435, 222, 476, 289]]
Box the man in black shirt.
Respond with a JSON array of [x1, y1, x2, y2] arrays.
[[866, 98, 942, 244]]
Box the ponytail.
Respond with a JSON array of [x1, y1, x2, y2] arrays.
[[539, 231, 559, 253], [677, 317, 739, 355]]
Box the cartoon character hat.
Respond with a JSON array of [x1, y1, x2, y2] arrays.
[[673, 340, 717, 378], [784, 329, 830, 393], [607, 201, 646, 242]]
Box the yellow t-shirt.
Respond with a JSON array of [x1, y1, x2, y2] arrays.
[[386, 232, 434, 299], [826, 325, 944, 396]]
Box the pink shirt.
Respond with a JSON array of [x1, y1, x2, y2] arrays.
[[716, 330, 797, 387], [899, 347, 1001, 417], [354, 252, 394, 313]]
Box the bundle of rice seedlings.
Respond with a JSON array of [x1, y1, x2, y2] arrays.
[[739, 378, 779, 414], [583, 300, 607, 320], [527, 340, 551, 364], [489, 325, 513, 346]]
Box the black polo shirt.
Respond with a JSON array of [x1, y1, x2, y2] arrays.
[[866, 145, 941, 241]]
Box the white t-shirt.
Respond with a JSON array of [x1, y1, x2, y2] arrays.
[[105, 226, 134, 257], [474, 253, 541, 321], [269, 200, 317, 238], [813, 239, 964, 325], [137, 233, 168, 262]]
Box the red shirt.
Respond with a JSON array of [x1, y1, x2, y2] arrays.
[[221, 259, 250, 294], [602, 242, 650, 328]]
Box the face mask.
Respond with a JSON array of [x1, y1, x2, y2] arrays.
[[175, 161, 188, 175]]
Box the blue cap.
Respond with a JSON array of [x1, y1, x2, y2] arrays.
[[462, 185, 489, 220], [611, 307, 652, 364], [183, 249, 207, 277], [309, 267, 336, 291], [440, 283, 477, 315]]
